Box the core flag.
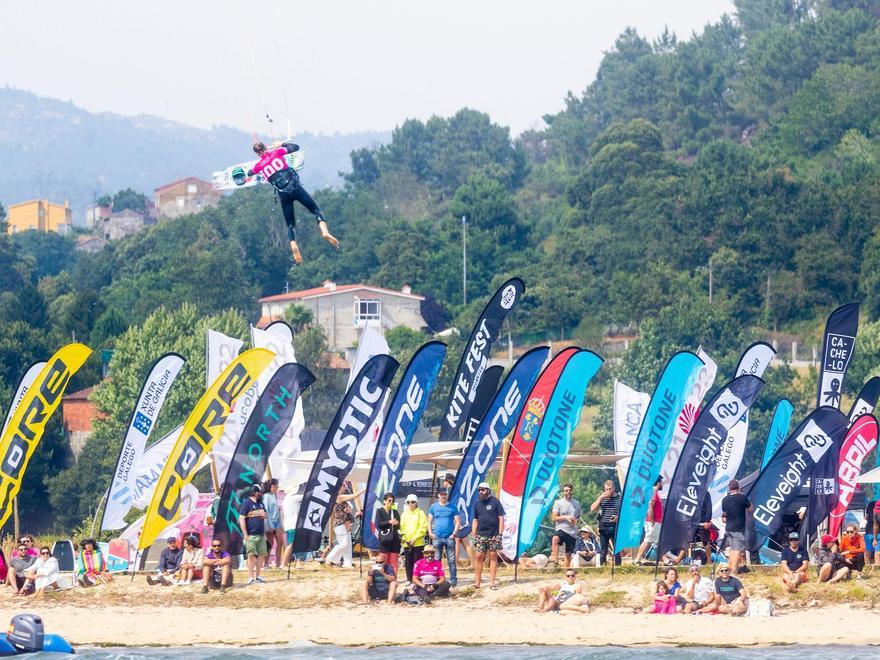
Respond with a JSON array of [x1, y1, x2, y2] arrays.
[[828, 413, 878, 537], [612, 381, 650, 488], [516, 349, 604, 559], [363, 342, 446, 550], [139, 348, 274, 550], [761, 400, 794, 469], [439, 278, 524, 441], [499, 347, 580, 559], [0, 343, 92, 529], [293, 354, 399, 553], [213, 363, 315, 554], [847, 377, 880, 423], [463, 365, 504, 444], [102, 353, 186, 531], [1, 362, 45, 436], [615, 351, 705, 550], [450, 346, 549, 534], [817, 303, 859, 409], [748, 406, 848, 540], [658, 374, 765, 557]]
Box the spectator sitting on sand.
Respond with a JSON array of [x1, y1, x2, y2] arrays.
[[202, 538, 231, 594], [78, 539, 112, 587], [681, 564, 714, 614], [701, 563, 749, 616], [24, 546, 61, 596], [834, 524, 866, 581], [780, 532, 808, 592], [664, 568, 682, 598], [362, 551, 397, 604], [175, 535, 204, 586], [817, 534, 847, 583], [147, 537, 182, 586], [643, 580, 677, 614], [536, 569, 589, 614], [8, 543, 35, 594], [571, 526, 598, 567], [409, 545, 451, 602]]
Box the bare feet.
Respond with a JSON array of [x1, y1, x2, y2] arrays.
[[289, 241, 303, 264], [319, 221, 339, 248]]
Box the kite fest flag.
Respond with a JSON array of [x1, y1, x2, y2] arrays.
[[658, 374, 765, 557], [817, 303, 859, 409], [293, 354, 399, 553], [213, 363, 315, 554], [362, 341, 446, 550], [101, 353, 187, 531], [748, 406, 848, 540], [847, 377, 880, 423], [0, 343, 92, 529], [450, 346, 550, 533], [1, 362, 45, 436], [761, 400, 794, 470], [139, 348, 275, 550], [516, 349, 604, 559], [463, 365, 504, 444], [499, 347, 580, 559], [828, 413, 878, 537], [439, 278, 524, 442], [615, 351, 705, 550], [612, 380, 650, 488]]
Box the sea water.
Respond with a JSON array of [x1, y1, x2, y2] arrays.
[[42, 645, 880, 660]]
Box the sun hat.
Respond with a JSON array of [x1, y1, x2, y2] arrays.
[[405, 494, 418, 503]]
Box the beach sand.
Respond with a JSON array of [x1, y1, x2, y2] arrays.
[[2, 565, 878, 647]]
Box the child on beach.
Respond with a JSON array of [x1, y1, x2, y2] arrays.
[[645, 580, 678, 614]]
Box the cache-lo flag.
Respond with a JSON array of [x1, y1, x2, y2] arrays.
[[817, 303, 859, 409], [449, 346, 550, 534], [439, 278, 524, 441], [615, 351, 705, 550], [761, 400, 794, 470], [213, 363, 315, 554], [516, 349, 604, 559], [846, 377, 880, 423], [749, 406, 849, 540], [362, 341, 446, 550], [293, 354, 399, 553], [658, 374, 765, 558], [828, 413, 878, 538]]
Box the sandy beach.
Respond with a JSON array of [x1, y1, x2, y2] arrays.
[[2, 565, 879, 648]]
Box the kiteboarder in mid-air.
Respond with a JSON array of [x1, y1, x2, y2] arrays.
[[248, 141, 339, 264]]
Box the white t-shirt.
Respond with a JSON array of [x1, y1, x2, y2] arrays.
[[687, 577, 713, 603], [552, 498, 582, 536]]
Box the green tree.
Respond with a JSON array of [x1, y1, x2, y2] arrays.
[[111, 188, 148, 213]]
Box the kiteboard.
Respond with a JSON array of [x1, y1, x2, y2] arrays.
[[212, 151, 305, 191], [51, 540, 76, 572], [105, 538, 131, 572]]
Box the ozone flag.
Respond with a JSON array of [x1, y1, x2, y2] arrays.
[[761, 400, 794, 470], [615, 351, 705, 550], [828, 413, 878, 537], [516, 349, 604, 559], [817, 303, 859, 409], [439, 278, 524, 441]]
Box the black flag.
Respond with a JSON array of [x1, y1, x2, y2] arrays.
[[462, 364, 504, 444], [846, 377, 880, 423], [817, 303, 859, 409]]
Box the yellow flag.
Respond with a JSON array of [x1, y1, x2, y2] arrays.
[[0, 343, 92, 528], [139, 347, 274, 549]]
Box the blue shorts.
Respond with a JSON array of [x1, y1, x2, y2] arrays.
[[866, 534, 875, 554]]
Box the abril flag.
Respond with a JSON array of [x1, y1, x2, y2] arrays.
[[516, 349, 604, 558], [0, 343, 92, 529], [450, 346, 550, 533], [749, 406, 848, 539], [615, 351, 704, 550], [213, 363, 315, 554], [499, 347, 580, 559], [847, 377, 880, 423], [293, 354, 399, 553], [828, 414, 878, 537], [760, 400, 794, 470], [439, 278, 524, 441], [102, 353, 187, 531], [658, 375, 765, 557], [139, 348, 274, 550], [363, 342, 446, 550], [817, 303, 859, 409]]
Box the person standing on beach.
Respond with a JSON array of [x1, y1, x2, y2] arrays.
[[428, 489, 460, 586], [239, 484, 268, 585], [400, 494, 428, 582], [324, 482, 364, 569], [376, 493, 402, 570], [550, 483, 582, 568], [472, 482, 505, 590], [590, 480, 621, 566], [721, 479, 752, 575], [633, 477, 663, 565], [262, 479, 285, 569]]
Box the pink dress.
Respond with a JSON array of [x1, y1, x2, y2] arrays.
[[651, 594, 678, 614]]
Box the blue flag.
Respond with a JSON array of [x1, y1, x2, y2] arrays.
[[761, 400, 794, 470]]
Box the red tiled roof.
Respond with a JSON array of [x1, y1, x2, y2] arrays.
[[63, 385, 97, 401], [259, 283, 424, 304]]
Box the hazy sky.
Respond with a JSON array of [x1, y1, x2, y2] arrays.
[[1, 1, 735, 136]]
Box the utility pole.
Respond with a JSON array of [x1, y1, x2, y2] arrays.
[[708, 257, 713, 305], [765, 272, 771, 313], [462, 215, 468, 306]]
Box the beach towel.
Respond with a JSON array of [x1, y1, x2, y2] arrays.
[[79, 549, 106, 576]]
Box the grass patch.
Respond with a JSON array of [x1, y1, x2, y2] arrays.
[[591, 590, 627, 607]]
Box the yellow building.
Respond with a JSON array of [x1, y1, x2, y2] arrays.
[[6, 199, 72, 234]]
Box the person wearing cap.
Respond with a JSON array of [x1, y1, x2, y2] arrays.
[[410, 544, 451, 602], [400, 494, 428, 582], [572, 526, 598, 567], [721, 479, 752, 575], [780, 531, 809, 592], [428, 489, 460, 586], [239, 484, 268, 585], [817, 534, 845, 583], [550, 483, 583, 568], [472, 482, 505, 589], [442, 473, 455, 495], [147, 537, 183, 586], [702, 562, 749, 615], [681, 564, 714, 613]]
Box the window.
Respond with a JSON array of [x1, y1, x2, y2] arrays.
[[177, 196, 185, 207], [187, 183, 198, 194], [354, 298, 381, 322]]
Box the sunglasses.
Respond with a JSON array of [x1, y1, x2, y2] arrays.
[[17, 547, 26, 552], [718, 569, 730, 573], [478, 488, 489, 492], [40, 551, 50, 555], [424, 552, 435, 556], [212, 544, 222, 548], [565, 573, 576, 578], [847, 530, 857, 534]]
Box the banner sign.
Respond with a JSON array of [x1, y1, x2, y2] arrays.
[[439, 278, 524, 441], [0, 343, 92, 529], [213, 363, 314, 554], [612, 380, 650, 488], [449, 346, 549, 533], [761, 400, 794, 470], [516, 350, 603, 558], [206, 329, 246, 482], [102, 353, 186, 531], [292, 354, 399, 553], [615, 351, 704, 550], [828, 414, 878, 537], [748, 406, 848, 539], [817, 303, 859, 409], [348, 326, 391, 460], [658, 375, 765, 556], [1, 362, 45, 437], [463, 365, 504, 444], [499, 347, 579, 558], [131, 425, 181, 509], [847, 377, 880, 423], [363, 342, 446, 550], [139, 348, 274, 549]]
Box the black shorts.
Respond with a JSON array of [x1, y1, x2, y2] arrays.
[[368, 584, 389, 601], [554, 530, 577, 554]]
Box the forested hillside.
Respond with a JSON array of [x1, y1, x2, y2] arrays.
[[4, 0, 880, 531]]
